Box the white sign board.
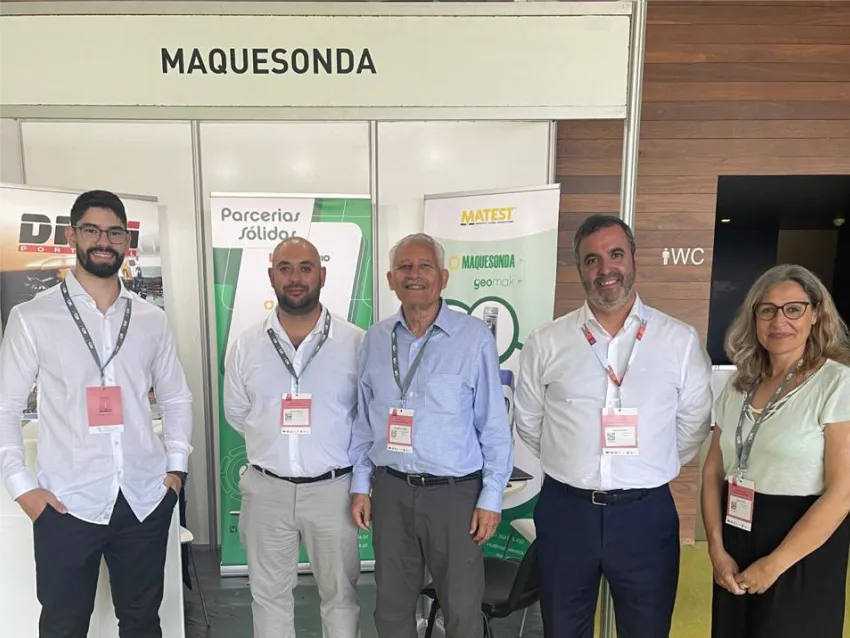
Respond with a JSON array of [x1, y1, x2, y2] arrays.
[[0, 4, 631, 118]]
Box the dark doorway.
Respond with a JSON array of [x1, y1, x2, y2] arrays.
[[707, 175, 850, 365]]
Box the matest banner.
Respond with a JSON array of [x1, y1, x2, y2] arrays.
[[423, 183, 560, 559]]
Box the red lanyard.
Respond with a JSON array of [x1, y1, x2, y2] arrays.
[[582, 317, 647, 388]]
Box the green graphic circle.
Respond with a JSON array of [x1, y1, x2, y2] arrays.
[[446, 296, 521, 363]]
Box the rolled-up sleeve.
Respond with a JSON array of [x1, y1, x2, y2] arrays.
[[472, 332, 514, 512]]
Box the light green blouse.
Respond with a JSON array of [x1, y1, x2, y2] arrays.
[[715, 359, 850, 496]]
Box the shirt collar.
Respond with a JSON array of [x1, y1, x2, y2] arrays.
[[580, 293, 646, 337], [64, 269, 135, 302], [266, 304, 333, 344], [393, 298, 455, 338]]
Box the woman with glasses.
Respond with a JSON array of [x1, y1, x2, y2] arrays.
[[701, 264, 850, 638]]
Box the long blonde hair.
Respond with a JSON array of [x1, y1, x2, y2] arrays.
[[725, 264, 850, 392]]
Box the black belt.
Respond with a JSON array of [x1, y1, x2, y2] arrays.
[[384, 466, 482, 487], [251, 464, 352, 484], [564, 483, 656, 506]]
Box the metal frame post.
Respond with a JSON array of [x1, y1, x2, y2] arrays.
[[603, 1, 648, 636]]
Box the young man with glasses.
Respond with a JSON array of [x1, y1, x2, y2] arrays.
[[0, 189, 193, 638]]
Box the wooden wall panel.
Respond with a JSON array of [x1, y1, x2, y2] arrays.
[[554, 1, 850, 544]]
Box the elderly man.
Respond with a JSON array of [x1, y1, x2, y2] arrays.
[[224, 237, 364, 638], [514, 214, 713, 638], [349, 232, 513, 638]]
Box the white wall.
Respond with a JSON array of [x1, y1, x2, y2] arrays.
[[19, 120, 210, 544], [375, 121, 551, 318], [1, 118, 24, 184]]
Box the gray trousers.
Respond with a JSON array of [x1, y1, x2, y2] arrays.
[[239, 467, 361, 638], [371, 467, 485, 638]]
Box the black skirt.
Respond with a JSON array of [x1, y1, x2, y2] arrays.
[[711, 485, 850, 638]]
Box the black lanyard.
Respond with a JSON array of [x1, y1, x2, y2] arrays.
[[735, 359, 803, 473], [60, 280, 132, 386], [391, 326, 435, 403], [266, 310, 331, 393]]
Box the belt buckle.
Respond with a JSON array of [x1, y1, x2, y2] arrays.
[[591, 490, 608, 506], [406, 474, 426, 487]]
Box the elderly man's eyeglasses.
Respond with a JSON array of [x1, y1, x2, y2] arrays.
[[74, 224, 129, 244], [755, 301, 811, 321]]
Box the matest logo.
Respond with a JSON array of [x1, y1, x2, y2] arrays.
[[17, 214, 141, 256]]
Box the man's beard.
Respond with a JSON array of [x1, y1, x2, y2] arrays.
[[583, 268, 636, 310], [78, 246, 123, 278], [277, 286, 321, 316]]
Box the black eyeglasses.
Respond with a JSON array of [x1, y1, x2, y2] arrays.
[[74, 224, 129, 244], [755, 301, 811, 321]]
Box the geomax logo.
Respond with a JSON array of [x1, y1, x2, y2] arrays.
[[17, 214, 141, 256]]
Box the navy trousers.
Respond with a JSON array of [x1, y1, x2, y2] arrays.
[[534, 475, 680, 638]]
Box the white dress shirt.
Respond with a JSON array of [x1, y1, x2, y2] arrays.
[[0, 270, 194, 524], [223, 305, 364, 478], [514, 295, 712, 491]]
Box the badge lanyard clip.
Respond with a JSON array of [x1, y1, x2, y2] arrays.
[[582, 308, 647, 404], [60, 280, 132, 386], [267, 309, 331, 394]]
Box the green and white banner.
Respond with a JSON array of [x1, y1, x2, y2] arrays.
[[209, 192, 374, 571], [423, 183, 560, 559]]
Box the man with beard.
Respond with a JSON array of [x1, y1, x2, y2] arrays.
[[0, 189, 193, 637], [349, 233, 513, 638], [514, 215, 712, 638], [223, 236, 364, 638]]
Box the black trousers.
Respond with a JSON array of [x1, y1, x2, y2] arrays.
[[535, 475, 680, 638], [371, 467, 485, 638], [711, 486, 850, 638], [33, 489, 178, 638]]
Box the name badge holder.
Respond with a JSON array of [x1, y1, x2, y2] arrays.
[[726, 359, 802, 532], [267, 310, 331, 435], [61, 280, 131, 435], [582, 311, 647, 456], [386, 327, 434, 454]]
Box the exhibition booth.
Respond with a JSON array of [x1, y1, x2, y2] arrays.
[[0, 2, 646, 635]]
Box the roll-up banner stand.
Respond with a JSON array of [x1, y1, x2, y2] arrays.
[[0, 182, 165, 418], [208, 192, 375, 574], [423, 183, 560, 559]]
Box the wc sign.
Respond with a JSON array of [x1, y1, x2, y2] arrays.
[[662, 247, 705, 266]]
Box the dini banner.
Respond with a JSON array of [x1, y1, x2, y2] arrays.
[[423, 183, 560, 559], [0, 182, 165, 417], [209, 192, 374, 572]]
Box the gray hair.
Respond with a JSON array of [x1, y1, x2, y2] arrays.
[[388, 233, 446, 270], [573, 214, 636, 265]]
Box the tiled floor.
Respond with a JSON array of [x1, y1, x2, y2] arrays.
[[183, 543, 849, 637]]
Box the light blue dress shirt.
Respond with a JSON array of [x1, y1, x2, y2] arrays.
[[349, 300, 513, 512]]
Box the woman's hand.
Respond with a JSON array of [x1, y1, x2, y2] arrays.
[[709, 544, 746, 595], [736, 555, 783, 594]]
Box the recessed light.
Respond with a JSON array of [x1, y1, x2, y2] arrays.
[[720, 218, 731, 223]]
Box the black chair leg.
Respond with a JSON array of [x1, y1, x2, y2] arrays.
[[424, 600, 440, 638], [483, 612, 494, 638]]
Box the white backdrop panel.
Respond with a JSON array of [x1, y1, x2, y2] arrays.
[[18, 120, 208, 543], [198, 122, 370, 195], [375, 121, 551, 319], [1, 119, 24, 184]]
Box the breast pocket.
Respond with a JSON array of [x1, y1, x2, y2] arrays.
[[425, 373, 463, 415]]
